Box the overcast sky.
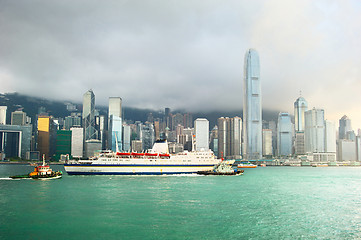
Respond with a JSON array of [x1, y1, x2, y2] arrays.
[[1, 0, 361, 130]]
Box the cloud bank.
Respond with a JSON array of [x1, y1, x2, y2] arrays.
[[0, 0, 361, 129]]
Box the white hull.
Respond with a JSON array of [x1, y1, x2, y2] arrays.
[[64, 164, 215, 175]]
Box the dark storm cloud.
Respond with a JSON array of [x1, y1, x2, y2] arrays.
[[1, 0, 361, 128]]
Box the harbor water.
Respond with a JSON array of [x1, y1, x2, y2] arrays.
[[1, 164, 361, 239]]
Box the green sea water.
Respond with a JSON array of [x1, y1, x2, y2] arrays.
[[1, 165, 361, 240]]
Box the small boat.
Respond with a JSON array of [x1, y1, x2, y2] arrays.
[[10, 156, 62, 180], [197, 160, 244, 176], [237, 162, 257, 168]]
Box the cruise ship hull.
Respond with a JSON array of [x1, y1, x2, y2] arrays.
[[64, 164, 216, 175]]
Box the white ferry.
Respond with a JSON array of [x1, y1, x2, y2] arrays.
[[64, 140, 220, 175]]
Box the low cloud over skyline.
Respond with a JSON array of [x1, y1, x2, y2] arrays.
[[1, 0, 361, 129]]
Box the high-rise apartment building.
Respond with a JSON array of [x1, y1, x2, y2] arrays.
[[108, 97, 122, 151], [217, 117, 242, 159], [304, 108, 325, 153], [294, 97, 308, 132], [82, 90, 97, 140], [262, 129, 273, 157], [194, 118, 209, 151], [0, 106, 7, 125], [277, 113, 293, 157], [243, 49, 262, 160]]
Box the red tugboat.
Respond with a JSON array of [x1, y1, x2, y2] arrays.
[[10, 156, 62, 180]]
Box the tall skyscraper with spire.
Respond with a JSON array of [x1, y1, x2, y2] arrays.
[[82, 89, 97, 140], [243, 49, 262, 160], [294, 96, 308, 132]]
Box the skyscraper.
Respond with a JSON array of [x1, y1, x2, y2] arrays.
[[243, 49, 262, 160], [277, 113, 293, 157], [339, 115, 352, 140], [0, 106, 7, 125], [11, 110, 27, 125], [82, 90, 97, 140], [217, 117, 242, 159], [324, 120, 336, 153], [294, 97, 308, 132], [262, 129, 273, 157], [108, 97, 122, 151], [37, 116, 56, 159], [194, 118, 209, 151], [304, 108, 325, 153]]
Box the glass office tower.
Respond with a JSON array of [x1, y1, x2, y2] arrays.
[[243, 49, 262, 160]]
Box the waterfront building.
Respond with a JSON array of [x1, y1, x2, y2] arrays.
[[337, 139, 357, 161], [70, 127, 83, 158], [304, 108, 325, 153], [324, 120, 336, 153], [194, 118, 209, 151], [37, 116, 57, 160], [356, 135, 361, 161], [108, 97, 122, 151], [11, 110, 28, 126], [262, 129, 273, 157], [82, 89, 97, 141], [277, 113, 293, 157], [123, 125, 131, 152], [55, 130, 71, 161], [84, 139, 102, 158], [0, 106, 7, 125], [294, 132, 305, 155], [0, 124, 32, 159], [243, 49, 262, 160], [294, 97, 308, 132], [339, 115, 352, 140]]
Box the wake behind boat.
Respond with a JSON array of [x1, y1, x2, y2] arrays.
[[64, 140, 221, 175]]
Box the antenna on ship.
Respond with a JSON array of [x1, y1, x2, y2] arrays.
[[115, 132, 120, 153]]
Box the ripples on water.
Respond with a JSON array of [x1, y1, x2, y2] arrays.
[[0, 165, 361, 239]]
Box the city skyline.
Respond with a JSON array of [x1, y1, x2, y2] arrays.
[[0, 1, 361, 130]]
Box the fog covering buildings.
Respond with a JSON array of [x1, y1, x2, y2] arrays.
[[1, 49, 361, 164]]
